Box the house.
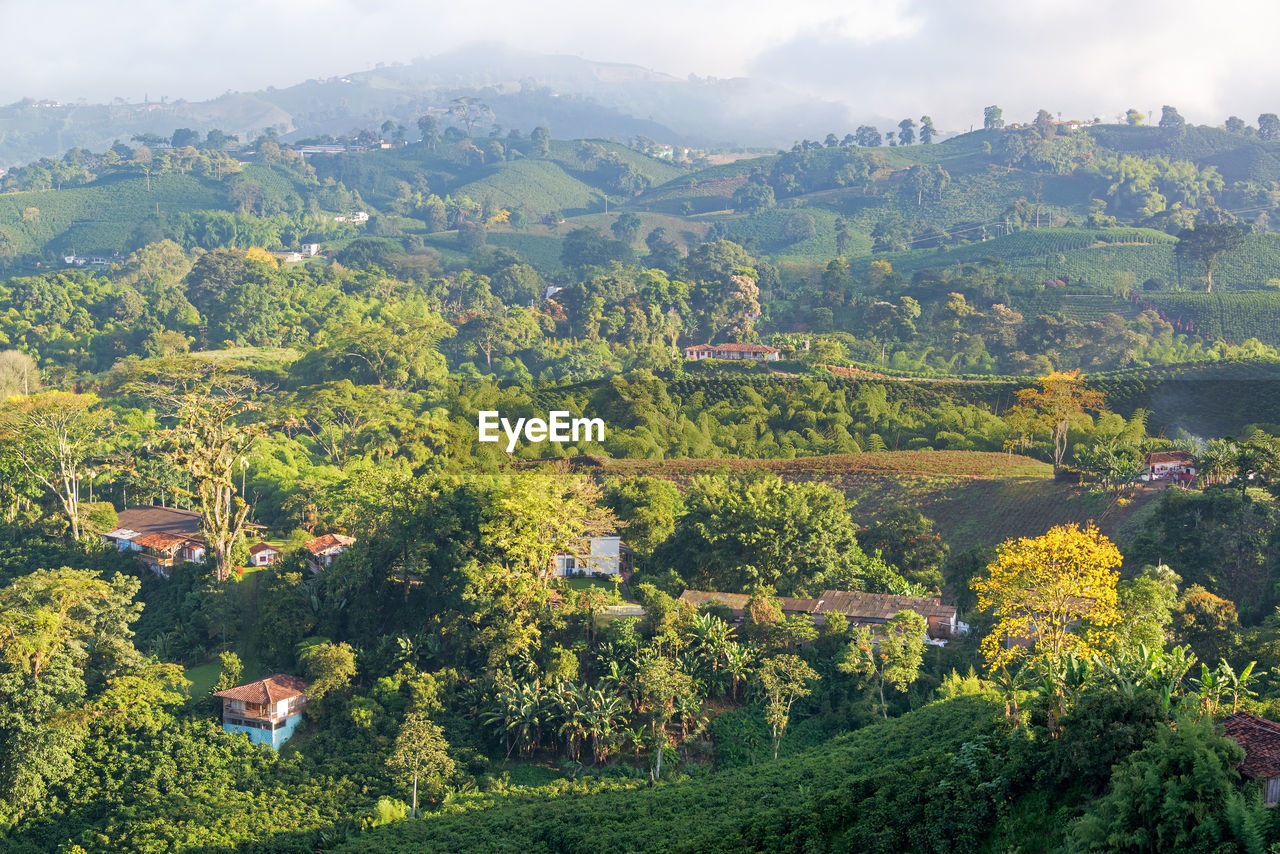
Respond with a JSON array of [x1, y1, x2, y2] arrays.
[[103, 505, 206, 577], [552, 536, 634, 578], [213, 674, 309, 750], [249, 542, 282, 567], [1222, 712, 1280, 806], [304, 533, 356, 571], [683, 344, 781, 363], [678, 588, 962, 644], [1145, 450, 1196, 480], [300, 243, 320, 256]]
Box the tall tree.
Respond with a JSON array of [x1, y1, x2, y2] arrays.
[[983, 105, 1004, 130], [756, 654, 818, 757], [1175, 207, 1246, 292], [634, 655, 692, 781], [1259, 113, 1280, 141], [138, 364, 264, 581], [837, 611, 927, 718], [897, 118, 916, 146], [1158, 105, 1186, 140], [973, 523, 1122, 673], [919, 115, 936, 144], [0, 392, 109, 541], [1004, 371, 1104, 475], [387, 712, 455, 817]]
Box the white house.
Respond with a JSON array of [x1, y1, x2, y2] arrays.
[[553, 536, 634, 578], [683, 344, 781, 362], [249, 542, 282, 567]]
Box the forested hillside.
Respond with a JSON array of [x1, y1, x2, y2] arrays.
[[9, 104, 1280, 853]]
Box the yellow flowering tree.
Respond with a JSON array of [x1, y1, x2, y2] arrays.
[[973, 523, 1122, 673]]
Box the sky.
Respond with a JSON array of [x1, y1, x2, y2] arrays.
[[4, 0, 1280, 132]]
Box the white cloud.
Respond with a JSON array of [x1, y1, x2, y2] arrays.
[[2, 0, 1278, 137]]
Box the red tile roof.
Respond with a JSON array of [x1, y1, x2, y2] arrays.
[[304, 533, 356, 554], [132, 532, 196, 551], [249, 542, 279, 556], [213, 674, 310, 705], [1222, 712, 1280, 779], [1146, 451, 1195, 465]]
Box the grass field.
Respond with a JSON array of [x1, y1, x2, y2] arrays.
[[183, 661, 221, 697]]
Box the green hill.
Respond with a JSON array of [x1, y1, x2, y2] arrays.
[[332, 696, 1002, 854], [0, 172, 224, 255]]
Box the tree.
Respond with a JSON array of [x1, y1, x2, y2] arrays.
[[1125, 108, 1143, 126], [1173, 585, 1241, 665], [530, 126, 551, 157], [919, 115, 936, 144], [732, 183, 775, 214], [298, 641, 358, 704], [973, 523, 1122, 673], [654, 474, 874, 595], [0, 350, 38, 400], [1225, 115, 1247, 134], [897, 118, 915, 146], [837, 611, 926, 718], [634, 656, 692, 781], [387, 712, 455, 817], [983, 105, 1004, 130], [1159, 105, 1186, 140], [857, 508, 948, 591], [1004, 371, 1104, 475], [610, 211, 642, 244], [0, 392, 110, 541], [212, 650, 243, 693], [448, 97, 493, 136], [1260, 113, 1280, 141], [854, 125, 882, 147], [755, 654, 818, 758], [1064, 715, 1265, 854], [1176, 207, 1246, 292], [139, 364, 264, 581]]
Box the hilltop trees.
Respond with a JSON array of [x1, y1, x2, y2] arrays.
[[984, 105, 1004, 130]]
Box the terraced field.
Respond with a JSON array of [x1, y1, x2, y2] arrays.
[[600, 450, 1143, 551]]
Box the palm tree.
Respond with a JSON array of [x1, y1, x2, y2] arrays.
[[553, 681, 590, 761], [583, 683, 628, 764]]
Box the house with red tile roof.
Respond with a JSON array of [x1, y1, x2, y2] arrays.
[[1222, 712, 1280, 806], [213, 674, 309, 749], [248, 542, 282, 567], [683, 343, 780, 362], [304, 533, 356, 571]]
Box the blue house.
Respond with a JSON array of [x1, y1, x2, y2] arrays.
[[214, 674, 309, 750]]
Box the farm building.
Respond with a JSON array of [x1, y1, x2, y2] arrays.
[[678, 589, 962, 643], [1145, 450, 1196, 480], [304, 533, 356, 571], [249, 542, 282, 567], [214, 674, 309, 750], [1222, 712, 1280, 806], [683, 344, 780, 362], [103, 506, 206, 576]]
